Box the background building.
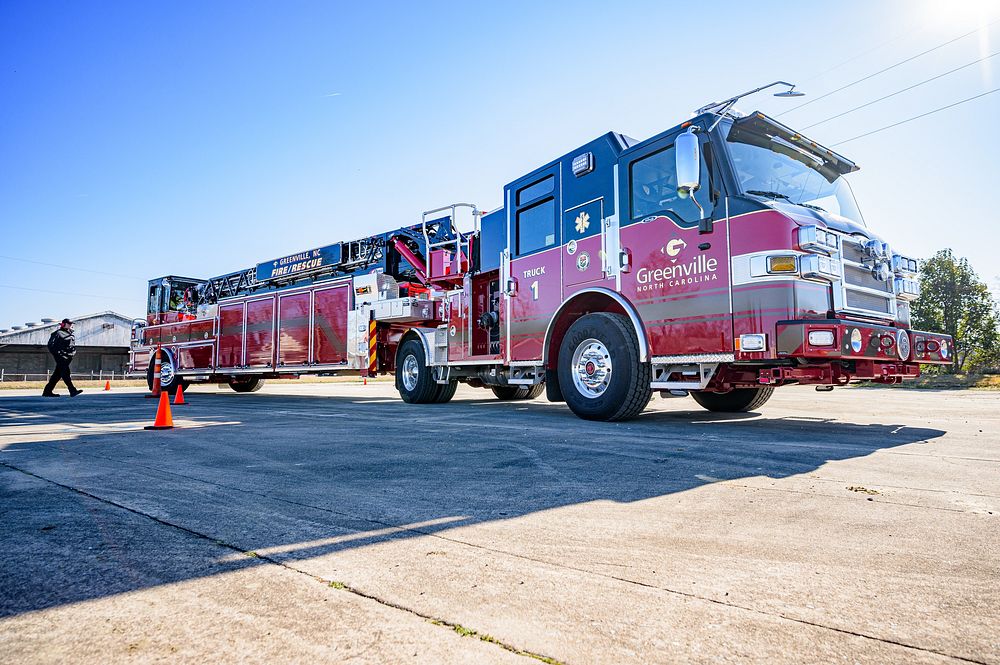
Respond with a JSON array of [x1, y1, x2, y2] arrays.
[[0, 311, 136, 380]]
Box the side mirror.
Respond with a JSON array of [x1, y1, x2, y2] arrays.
[[675, 128, 701, 198]]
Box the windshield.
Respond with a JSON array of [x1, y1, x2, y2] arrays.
[[727, 138, 865, 226]]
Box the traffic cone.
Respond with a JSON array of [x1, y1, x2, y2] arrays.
[[144, 391, 174, 430], [173, 383, 187, 406], [146, 346, 163, 399], [104, 380, 111, 391]]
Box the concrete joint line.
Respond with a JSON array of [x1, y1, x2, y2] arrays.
[[13, 450, 991, 665], [0, 461, 565, 665]]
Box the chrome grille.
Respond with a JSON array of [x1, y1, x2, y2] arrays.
[[835, 235, 897, 320], [847, 291, 893, 314], [844, 264, 893, 293], [841, 242, 865, 264]]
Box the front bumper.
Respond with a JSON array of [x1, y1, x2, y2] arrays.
[[775, 319, 952, 365]]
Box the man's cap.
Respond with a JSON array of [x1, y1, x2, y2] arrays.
[[61, 318, 72, 325]]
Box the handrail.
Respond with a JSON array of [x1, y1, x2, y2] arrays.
[[421, 203, 481, 280]]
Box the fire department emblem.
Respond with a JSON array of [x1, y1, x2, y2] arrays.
[[577, 251, 590, 272], [662, 238, 687, 258], [574, 211, 590, 234], [567, 239, 578, 255]]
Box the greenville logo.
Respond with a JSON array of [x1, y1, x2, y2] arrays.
[[637, 238, 718, 291]]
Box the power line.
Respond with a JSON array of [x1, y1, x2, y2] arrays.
[[799, 24, 921, 84], [803, 49, 1000, 130], [780, 17, 1000, 116], [0, 283, 139, 303], [0, 254, 145, 280], [830, 87, 1000, 146]]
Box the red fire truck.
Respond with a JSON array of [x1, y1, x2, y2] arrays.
[[130, 83, 952, 421]]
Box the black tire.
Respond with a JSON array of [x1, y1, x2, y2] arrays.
[[557, 312, 651, 421], [491, 384, 544, 400], [229, 378, 265, 393], [431, 381, 458, 403], [691, 386, 773, 412], [147, 356, 185, 395], [396, 339, 438, 404]]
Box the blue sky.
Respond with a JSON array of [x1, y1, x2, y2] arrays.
[[1, 0, 998, 326]]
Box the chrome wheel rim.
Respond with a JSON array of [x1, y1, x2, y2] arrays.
[[571, 338, 612, 399], [402, 354, 419, 391], [159, 360, 174, 387]]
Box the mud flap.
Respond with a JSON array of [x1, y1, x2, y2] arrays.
[[545, 368, 564, 403]]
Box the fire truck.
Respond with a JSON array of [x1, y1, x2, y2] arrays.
[[130, 82, 952, 421]]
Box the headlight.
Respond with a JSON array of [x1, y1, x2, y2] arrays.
[[872, 263, 892, 281], [798, 225, 840, 253], [892, 254, 918, 276], [863, 238, 889, 260], [739, 333, 767, 351], [894, 277, 920, 300], [808, 330, 835, 346], [800, 253, 842, 281]]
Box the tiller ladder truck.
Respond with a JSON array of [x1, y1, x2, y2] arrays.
[[131, 83, 952, 421]]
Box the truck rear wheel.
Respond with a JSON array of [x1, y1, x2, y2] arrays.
[[557, 312, 651, 421], [491, 384, 544, 401], [691, 386, 773, 412], [396, 339, 439, 404], [229, 377, 264, 393], [432, 381, 458, 403]]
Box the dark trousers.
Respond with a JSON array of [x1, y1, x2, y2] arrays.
[[44, 358, 77, 394]]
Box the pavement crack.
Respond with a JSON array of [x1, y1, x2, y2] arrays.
[[0, 460, 565, 665]]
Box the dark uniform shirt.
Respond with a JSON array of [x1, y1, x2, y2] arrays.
[[47, 328, 76, 362]]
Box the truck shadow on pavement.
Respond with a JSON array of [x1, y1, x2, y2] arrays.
[[0, 390, 946, 617]]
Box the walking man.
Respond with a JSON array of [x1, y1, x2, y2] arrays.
[[43, 318, 82, 397]]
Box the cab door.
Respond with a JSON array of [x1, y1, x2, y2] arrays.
[[617, 129, 733, 356], [562, 197, 607, 289], [506, 166, 561, 362]]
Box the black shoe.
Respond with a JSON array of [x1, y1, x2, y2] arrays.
[[42, 392, 60, 397], [69, 389, 83, 397]]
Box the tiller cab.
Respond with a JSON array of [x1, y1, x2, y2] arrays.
[[131, 82, 951, 421]]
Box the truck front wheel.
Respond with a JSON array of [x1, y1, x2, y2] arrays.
[[691, 387, 773, 412], [557, 312, 651, 421], [147, 356, 186, 395]]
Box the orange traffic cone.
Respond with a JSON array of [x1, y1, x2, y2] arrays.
[[173, 383, 187, 406], [146, 345, 163, 398], [144, 391, 174, 430], [104, 380, 111, 391]]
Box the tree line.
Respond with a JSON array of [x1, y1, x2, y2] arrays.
[[911, 249, 999, 374]]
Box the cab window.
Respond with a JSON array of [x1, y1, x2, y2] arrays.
[[516, 199, 556, 255], [630, 144, 714, 224], [514, 174, 558, 256]]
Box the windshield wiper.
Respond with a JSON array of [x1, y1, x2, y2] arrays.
[[746, 190, 828, 213], [746, 190, 792, 201]]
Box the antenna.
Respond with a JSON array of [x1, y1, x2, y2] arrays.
[[698, 81, 805, 131]]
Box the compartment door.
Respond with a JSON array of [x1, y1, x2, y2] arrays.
[[246, 297, 275, 368], [218, 303, 245, 368], [278, 292, 311, 367], [312, 285, 350, 365]]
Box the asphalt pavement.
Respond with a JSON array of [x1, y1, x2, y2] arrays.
[[0, 382, 997, 664]]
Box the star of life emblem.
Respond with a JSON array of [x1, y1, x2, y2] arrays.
[[574, 211, 590, 234]]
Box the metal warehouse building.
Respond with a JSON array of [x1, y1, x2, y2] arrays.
[[0, 311, 136, 381]]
